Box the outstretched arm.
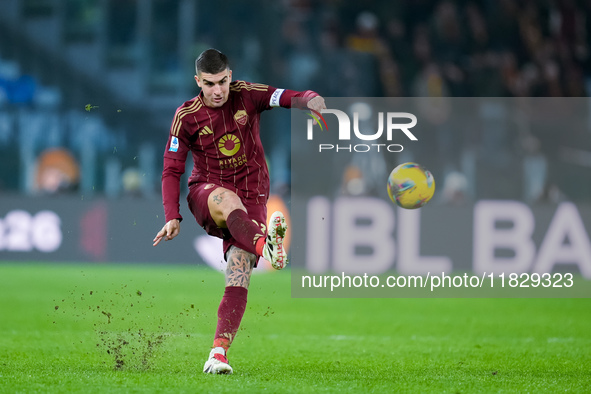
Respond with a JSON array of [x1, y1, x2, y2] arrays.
[[276, 89, 324, 110], [153, 157, 185, 246], [161, 157, 185, 224], [154, 126, 187, 246], [273, 88, 327, 124]]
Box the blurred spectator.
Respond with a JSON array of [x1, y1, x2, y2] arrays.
[[441, 171, 468, 205], [346, 11, 382, 54], [281, 17, 320, 91], [2, 0, 591, 202], [107, 0, 136, 47], [0, 60, 36, 105], [35, 148, 79, 194], [122, 167, 142, 198], [341, 165, 365, 196], [64, 0, 101, 41]]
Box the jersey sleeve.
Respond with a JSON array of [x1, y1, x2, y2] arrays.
[[237, 81, 319, 112], [161, 114, 191, 223], [275, 88, 319, 110]]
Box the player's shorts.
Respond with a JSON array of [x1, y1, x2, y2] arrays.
[[187, 182, 267, 263]]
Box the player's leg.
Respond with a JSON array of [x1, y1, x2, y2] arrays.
[[216, 245, 255, 348], [203, 245, 255, 375], [207, 187, 267, 256], [188, 182, 288, 267], [207, 187, 288, 269], [236, 195, 289, 270]]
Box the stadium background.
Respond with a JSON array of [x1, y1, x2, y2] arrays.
[[0, 0, 590, 270], [1, 1, 590, 392]]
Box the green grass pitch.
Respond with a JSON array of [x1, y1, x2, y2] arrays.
[[0, 263, 590, 393]]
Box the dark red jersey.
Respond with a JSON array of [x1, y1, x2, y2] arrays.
[[161, 80, 317, 222]]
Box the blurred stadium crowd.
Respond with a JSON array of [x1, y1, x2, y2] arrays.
[[222, 0, 591, 98], [0, 0, 590, 202]]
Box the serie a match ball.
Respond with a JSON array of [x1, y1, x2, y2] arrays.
[[387, 162, 435, 209]]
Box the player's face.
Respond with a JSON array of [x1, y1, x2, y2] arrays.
[[195, 69, 232, 108]]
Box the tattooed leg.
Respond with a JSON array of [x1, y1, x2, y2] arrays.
[[212, 191, 226, 205], [213, 245, 253, 351], [225, 245, 256, 288], [207, 187, 246, 228]]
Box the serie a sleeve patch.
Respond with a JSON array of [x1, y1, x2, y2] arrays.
[[169, 136, 179, 152]]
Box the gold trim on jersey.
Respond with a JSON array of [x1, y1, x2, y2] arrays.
[[230, 81, 268, 92], [171, 98, 202, 136], [199, 125, 213, 136]]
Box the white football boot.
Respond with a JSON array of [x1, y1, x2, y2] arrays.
[[203, 347, 233, 374], [262, 211, 288, 270]]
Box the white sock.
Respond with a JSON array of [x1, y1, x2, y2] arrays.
[[212, 346, 226, 355]]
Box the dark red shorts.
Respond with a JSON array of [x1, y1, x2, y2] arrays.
[[187, 182, 267, 260]]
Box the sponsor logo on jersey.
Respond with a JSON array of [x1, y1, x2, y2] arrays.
[[218, 134, 241, 156], [233, 110, 248, 126], [169, 136, 179, 152], [219, 154, 247, 170]]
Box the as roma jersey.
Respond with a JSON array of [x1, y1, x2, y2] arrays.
[[161, 80, 317, 222]]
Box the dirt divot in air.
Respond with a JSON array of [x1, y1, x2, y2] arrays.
[[97, 328, 166, 370], [52, 283, 195, 371]]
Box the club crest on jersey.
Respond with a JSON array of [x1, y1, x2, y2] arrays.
[[218, 134, 241, 156], [169, 136, 179, 152], [234, 110, 248, 126]]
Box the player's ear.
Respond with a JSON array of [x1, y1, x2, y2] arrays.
[[228, 69, 232, 81], [194, 75, 202, 88]]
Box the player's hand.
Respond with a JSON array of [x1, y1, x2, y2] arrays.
[[153, 219, 180, 246], [307, 96, 326, 114], [307, 96, 326, 125]]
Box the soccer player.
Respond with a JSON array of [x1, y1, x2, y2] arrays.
[[152, 49, 325, 374]]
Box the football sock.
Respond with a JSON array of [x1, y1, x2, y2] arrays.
[[213, 286, 248, 351], [226, 209, 265, 256]]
